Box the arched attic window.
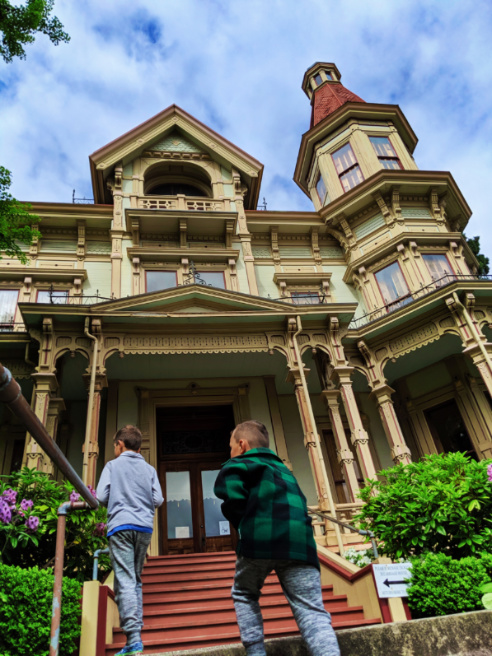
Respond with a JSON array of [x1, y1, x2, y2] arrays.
[[144, 163, 212, 198]]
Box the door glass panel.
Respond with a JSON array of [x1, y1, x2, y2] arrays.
[[166, 471, 193, 539], [201, 469, 229, 537], [424, 400, 478, 460]]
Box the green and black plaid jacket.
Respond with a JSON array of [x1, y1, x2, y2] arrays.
[[214, 448, 319, 569]]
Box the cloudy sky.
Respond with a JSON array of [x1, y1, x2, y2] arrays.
[[1, 0, 491, 259]]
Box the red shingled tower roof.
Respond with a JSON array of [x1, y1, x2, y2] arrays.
[[301, 63, 365, 128], [311, 82, 365, 128]]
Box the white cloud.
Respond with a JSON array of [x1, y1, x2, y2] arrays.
[[1, 0, 491, 259]]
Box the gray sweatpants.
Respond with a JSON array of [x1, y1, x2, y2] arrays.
[[108, 530, 152, 645], [232, 556, 341, 656]]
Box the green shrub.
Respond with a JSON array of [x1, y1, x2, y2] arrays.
[[0, 467, 109, 581], [356, 453, 492, 559], [407, 552, 492, 618], [0, 563, 81, 656]]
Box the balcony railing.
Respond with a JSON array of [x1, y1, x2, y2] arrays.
[[349, 273, 492, 330], [138, 195, 232, 212]]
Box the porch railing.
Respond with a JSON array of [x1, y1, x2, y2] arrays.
[[348, 273, 492, 330], [309, 507, 379, 560], [138, 195, 232, 212], [0, 362, 98, 656]]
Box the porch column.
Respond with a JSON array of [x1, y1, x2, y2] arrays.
[[288, 366, 331, 511], [370, 384, 412, 465], [82, 373, 107, 487], [321, 389, 360, 502], [447, 293, 492, 398], [468, 376, 492, 458], [23, 372, 58, 471], [263, 376, 292, 470], [333, 367, 378, 481], [41, 398, 66, 476]]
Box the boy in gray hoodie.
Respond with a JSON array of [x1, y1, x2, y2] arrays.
[[97, 425, 164, 656]]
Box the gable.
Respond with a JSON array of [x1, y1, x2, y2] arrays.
[[89, 105, 263, 208]]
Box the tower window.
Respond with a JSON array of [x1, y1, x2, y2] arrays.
[[332, 143, 364, 192], [314, 74, 323, 86], [423, 254, 454, 285], [315, 172, 329, 206], [369, 136, 402, 170]]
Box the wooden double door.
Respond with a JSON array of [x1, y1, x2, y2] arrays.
[[157, 404, 236, 555]]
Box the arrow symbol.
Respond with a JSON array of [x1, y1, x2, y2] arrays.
[[383, 578, 407, 587]]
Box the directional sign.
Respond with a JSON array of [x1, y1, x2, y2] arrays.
[[373, 563, 412, 598]]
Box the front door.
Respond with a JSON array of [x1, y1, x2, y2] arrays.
[[157, 404, 236, 555]]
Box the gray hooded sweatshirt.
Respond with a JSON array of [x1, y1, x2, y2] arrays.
[[96, 451, 164, 534]]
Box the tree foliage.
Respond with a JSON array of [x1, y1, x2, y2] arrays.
[[0, 167, 40, 264], [0, 0, 69, 63], [466, 235, 490, 275], [356, 453, 492, 560]]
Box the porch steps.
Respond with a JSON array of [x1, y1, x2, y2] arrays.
[[105, 551, 382, 655]]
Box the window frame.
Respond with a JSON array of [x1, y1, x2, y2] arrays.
[[195, 270, 226, 290], [36, 289, 70, 304], [369, 135, 403, 171], [422, 253, 455, 285], [290, 291, 322, 306], [0, 289, 20, 331], [315, 171, 329, 207], [331, 142, 364, 193]]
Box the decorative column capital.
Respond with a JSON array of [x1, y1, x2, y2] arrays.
[[350, 428, 370, 448], [369, 384, 396, 404], [392, 444, 413, 463]]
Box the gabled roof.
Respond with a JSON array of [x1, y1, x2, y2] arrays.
[[89, 105, 264, 209]]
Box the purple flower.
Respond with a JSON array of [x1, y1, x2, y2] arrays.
[[88, 485, 97, 499], [69, 491, 80, 503], [25, 516, 39, 532], [94, 522, 106, 536], [488, 463, 492, 483], [2, 489, 17, 506], [0, 499, 11, 524], [20, 499, 33, 511]]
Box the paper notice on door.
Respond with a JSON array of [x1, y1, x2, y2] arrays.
[[175, 526, 190, 539], [219, 521, 230, 536]]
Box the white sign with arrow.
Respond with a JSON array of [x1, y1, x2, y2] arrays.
[[373, 563, 412, 598]]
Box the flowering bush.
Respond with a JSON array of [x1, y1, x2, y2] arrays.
[[343, 547, 375, 568], [0, 467, 109, 581]]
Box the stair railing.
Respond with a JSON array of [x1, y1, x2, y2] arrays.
[[0, 363, 99, 656], [308, 507, 379, 560]]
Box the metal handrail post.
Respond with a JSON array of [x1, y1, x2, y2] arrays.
[[50, 501, 90, 656], [93, 547, 110, 580]]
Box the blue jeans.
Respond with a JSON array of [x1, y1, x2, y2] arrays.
[[108, 530, 152, 644], [232, 556, 340, 656]]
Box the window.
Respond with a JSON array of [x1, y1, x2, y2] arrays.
[[369, 136, 402, 170], [423, 254, 453, 285], [148, 183, 207, 197], [0, 290, 18, 331], [291, 291, 321, 305], [315, 172, 329, 206], [314, 73, 323, 86], [146, 271, 177, 292], [374, 262, 412, 310], [424, 400, 478, 460], [37, 289, 69, 304], [332, 143, 364, 192], [197, 271, 226, 289]]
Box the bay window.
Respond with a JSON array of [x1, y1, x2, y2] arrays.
[[315, 172, 329, 206], [332, 143, 364, 192], [374, 262, 412, 310], [423, 254, 453, 285]]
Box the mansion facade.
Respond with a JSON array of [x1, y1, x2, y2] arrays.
[[1, 62, 491, 556]]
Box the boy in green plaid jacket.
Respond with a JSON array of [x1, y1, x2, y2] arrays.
[[214, 420, 340, 656]]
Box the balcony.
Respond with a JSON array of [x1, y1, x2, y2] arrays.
[[349, 273, 492, 329], [137, 195, 232, 212]]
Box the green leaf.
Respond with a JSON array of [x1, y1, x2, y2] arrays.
[[480, 582, 492, 594], [482, 593, 492, 610], [468, 500, 481, 512]]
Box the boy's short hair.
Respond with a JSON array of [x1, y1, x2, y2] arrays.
[[114, 425, 142, 451], [233, 420, 269, 448]]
